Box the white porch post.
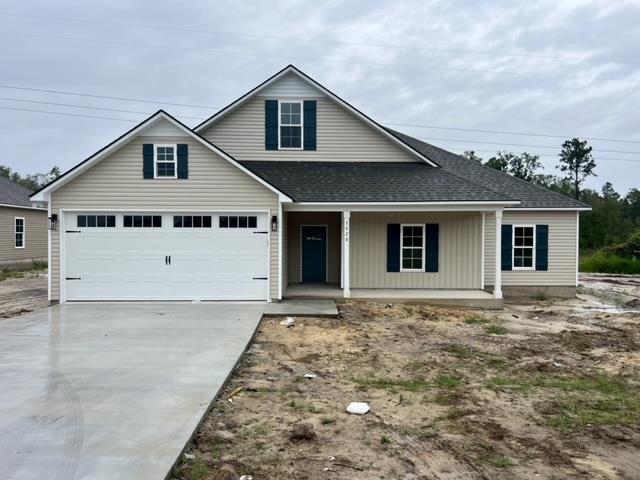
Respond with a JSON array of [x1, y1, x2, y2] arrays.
[[342, 210, 351, 298], [494, 209, 503, 299]]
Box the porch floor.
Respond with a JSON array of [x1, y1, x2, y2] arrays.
[[284, 284, 502, 308]]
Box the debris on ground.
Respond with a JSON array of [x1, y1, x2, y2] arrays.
[[279, 317, 295, 327], [171, 273, 640, 480], [346, 402, 370, 415], [183, 452, 195, 460], [206, 464, 239, 480]]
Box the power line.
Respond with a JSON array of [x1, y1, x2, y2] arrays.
[[2, 94, 639, 155], [2, 12, 637, 67], [442, 146, 639, 163], [0, 84, 218, 110], [387, 123, 640, 145], [0, 96, 204, 120], [1, 30, 635, 85], [1, 104, 639, 164]]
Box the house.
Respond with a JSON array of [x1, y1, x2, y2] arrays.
[[31, 65, 589, 306], [0, 176, 47, 267]]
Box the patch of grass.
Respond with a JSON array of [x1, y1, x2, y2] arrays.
[[434, 375, 463, 389], [0, 269, 25, 282], [443, 345, 507, 369], [437, 407, 474, 422], [486, 376, 532, 393], [380, 435, 392, 445], [580, 251, 640, 275], [353, 376, 431, 392], [464, 316, 491, 325], [534, 290, 548, 301], [174, 456, 210, 480], [31, 260, 47, 270], [320, 416, 336, 425], [405, 359, 428, 371], [484, 324, 509, 335], [476, 454, 514, 468], [296, 352, 322, 363]]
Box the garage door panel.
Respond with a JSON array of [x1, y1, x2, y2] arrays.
[[63, 212, 269, 301]]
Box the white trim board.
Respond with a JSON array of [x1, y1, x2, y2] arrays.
[[193, 65, 440, 167], [0, 203, 47, 211], [31, 111, 292, 203]]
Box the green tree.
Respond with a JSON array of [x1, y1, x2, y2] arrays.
[[508, 152, 542, 182], [462, 150, 483, 162], [557, 138, 596, 199], [485, 151, 513, 172], [0, 165, 61, 191]]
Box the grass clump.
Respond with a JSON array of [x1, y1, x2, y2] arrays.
[[434, 375, 463, 389], [443, 345, 507, 369], [354, 377, 431, 392], [464, 316, 491, 325], [380, 435, 392, 445], [484, 324, 509, 335], [580, 252, 640, 274], [320, 416, 336, 425]]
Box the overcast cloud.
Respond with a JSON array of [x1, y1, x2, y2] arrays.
[[1, 0, 639, 193]]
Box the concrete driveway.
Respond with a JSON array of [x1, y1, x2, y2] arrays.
[[0, 303, 265, 480]]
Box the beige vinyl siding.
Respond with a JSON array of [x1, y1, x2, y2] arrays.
[[0, 206, 47, 265], [484, 210, 578, 287], [257, 73, 323, 98], [201, 96, 419, 163], [50, 135, 280, 301], [350, 212, 482, 289], [287, 212, 341, 284]]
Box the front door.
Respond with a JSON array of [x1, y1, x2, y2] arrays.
[[301, 225, 327, 283]]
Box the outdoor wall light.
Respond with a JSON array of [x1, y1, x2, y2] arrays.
[[271, 215, 278, 232], [48, 213, 58, 231]]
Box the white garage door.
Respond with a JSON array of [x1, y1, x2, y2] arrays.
[[63, 212, 269, 301]]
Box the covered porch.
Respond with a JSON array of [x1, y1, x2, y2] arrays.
[[281, 204, 507, 307]]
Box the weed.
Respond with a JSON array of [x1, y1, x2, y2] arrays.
[[486, 376, 532, 393], [534, 290, 548, 301], [320, 416, 336, 425], [353, 377, 431, 392], [434, 375, 463, 389], [476, 454, 514, 468], [484, 324, 508, 335], [443, 345, 507, 369], [296, 352, 322, 363], [31, 260, 47, 270], [405, 359, 428, 371], [380, 435, 392, 445], [464, 317, 490, 325]]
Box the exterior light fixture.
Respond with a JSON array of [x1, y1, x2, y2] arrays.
[[271, 215, 278, 232], [48, 213, 58, 231]]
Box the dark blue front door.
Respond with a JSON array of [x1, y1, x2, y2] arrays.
[[302, 226, 327, 283]]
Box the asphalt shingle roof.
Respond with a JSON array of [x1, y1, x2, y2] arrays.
[[0, 176, 34, 207], [388, 129, 589, 209], [240, 161, 516, 203]]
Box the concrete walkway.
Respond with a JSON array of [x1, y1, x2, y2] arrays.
[[0, 303, 265, 480], [263, 299, 338, 317]]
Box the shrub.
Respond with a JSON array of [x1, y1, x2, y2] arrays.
[[580, 252, 640, 275]]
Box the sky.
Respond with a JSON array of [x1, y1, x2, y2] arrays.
[[1, 0, 639, 194]]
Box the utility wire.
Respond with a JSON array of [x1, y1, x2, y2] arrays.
[[2, 94, 639, 155], [2, 12, 637, 67], [1, 104, 639, 163], [0, 30, 635, 85]]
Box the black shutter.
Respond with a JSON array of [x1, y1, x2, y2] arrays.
[[177, 144, 188, 179], [265, 100, 279, 150], [425, 224, 439, 272], [535, 224, 549, 271], [501, 224, 512, 271], [387, 224, 400, 272], [143, 144, 154, 179], [303, 100, 317, 151]]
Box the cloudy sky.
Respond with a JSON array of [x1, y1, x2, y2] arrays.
[[1, 0, 639, 193]]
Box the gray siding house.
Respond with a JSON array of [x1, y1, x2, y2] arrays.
[[31, 65, 589, 306], [0, 176, 47, 267]]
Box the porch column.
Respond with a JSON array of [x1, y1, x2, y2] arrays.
[[494, 209, 503, 299], [342, 210, 351, 298]]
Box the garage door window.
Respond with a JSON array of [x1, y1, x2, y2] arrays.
[[219, 215, 258, 228], [123, 215, 162, 228], [173, 215, 212, 228], [77, 215, 116, 228]]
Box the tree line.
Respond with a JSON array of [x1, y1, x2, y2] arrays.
[[462, 138, 639, 252]]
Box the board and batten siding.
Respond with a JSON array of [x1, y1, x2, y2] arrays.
[[0, 206, 47, 265], [350, 212, 482, 289], [483, 210, 578, 287], [201, 96, 419, 163], [50, 134, 280, 301], [286, 212, 341, 285]]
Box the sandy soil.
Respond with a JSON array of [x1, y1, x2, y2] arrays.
[[173, 275, 640, 480], [0, 271, 47, 318]]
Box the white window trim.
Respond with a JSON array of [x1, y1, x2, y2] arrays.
[[15, 217, 25, 249], [154, 144, 177, 179], [278, 100, 304, 150], [400, 223, 425, 272], [512, 224, 536, 271]]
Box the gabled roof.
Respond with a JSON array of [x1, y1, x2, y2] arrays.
[[388, 129, 591, 210], [240, 161, 518, 204], [193, 65, 440, 168], [30, 110, 292, 202], [0, 176, 39, 207]]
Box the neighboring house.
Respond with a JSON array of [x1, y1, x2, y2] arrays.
[[31, 65, 589, 306], [0, 176, 47, 267]]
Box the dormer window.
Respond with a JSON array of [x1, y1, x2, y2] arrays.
[[279, 101, 303, 149], [154, 144, 177, 178]]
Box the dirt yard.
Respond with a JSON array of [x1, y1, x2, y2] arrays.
[[172, 274, 640, 480], [0, 268, 47, 318]]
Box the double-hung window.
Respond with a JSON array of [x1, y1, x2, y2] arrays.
[[279, 101, 302, 149], [400, 224, 424, 272], [154, 144, 177, 178], [15, 217, 25, 248], [513, 225, 535, 269]]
